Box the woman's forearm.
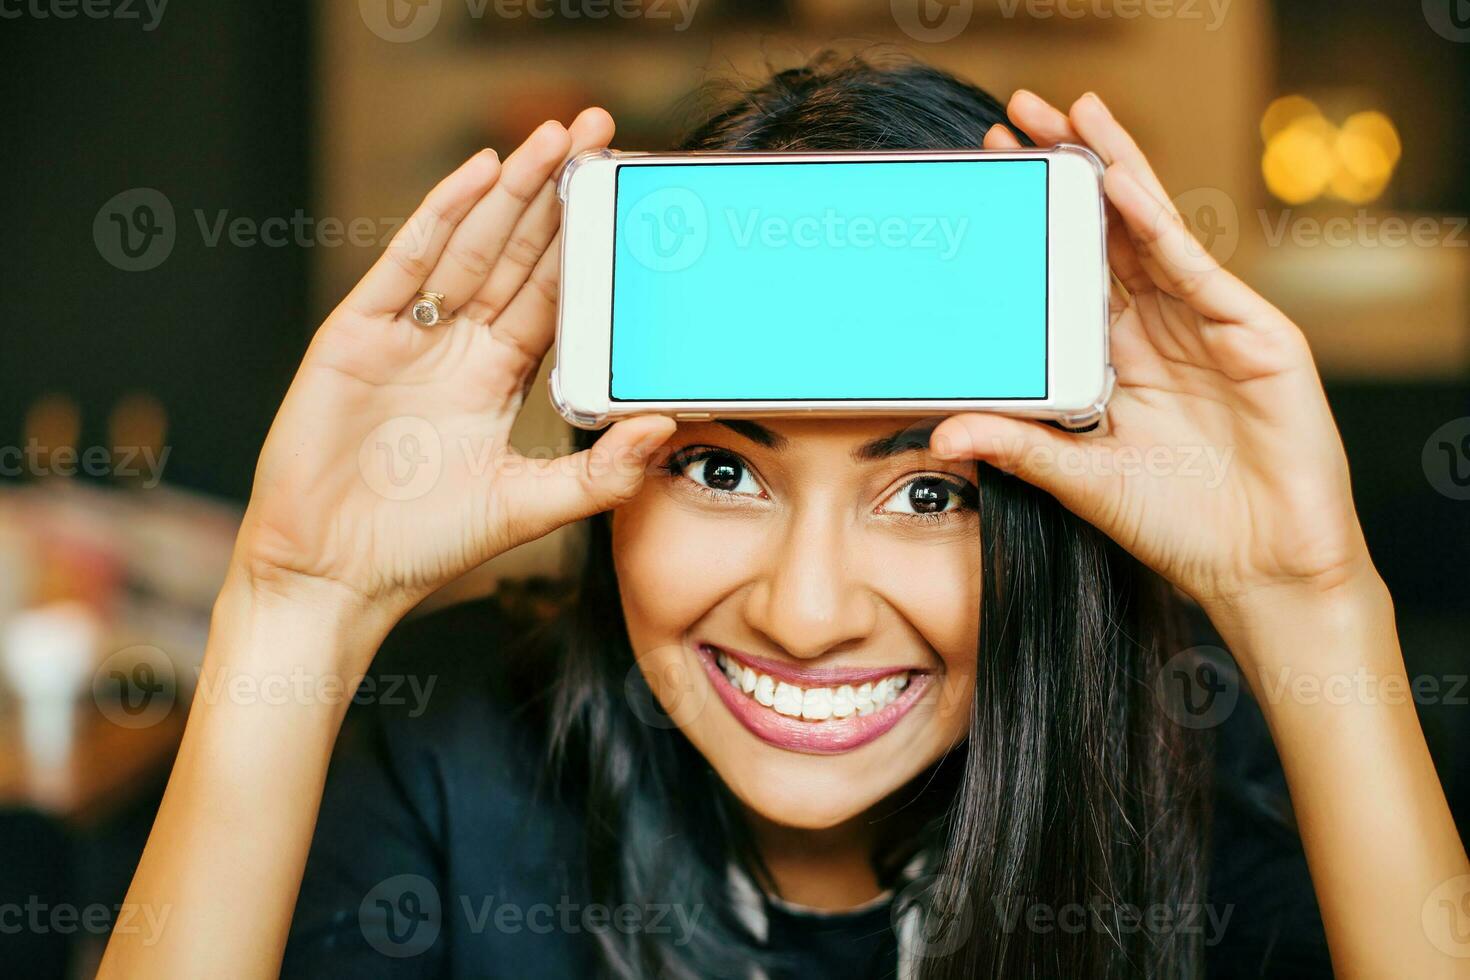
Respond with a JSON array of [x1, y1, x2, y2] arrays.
[[1208, 575, 1470, 979], [97, 576, 389, 979]]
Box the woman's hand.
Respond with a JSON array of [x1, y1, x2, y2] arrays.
[[103, 116, 683, 980], [931, 90, 1381, 637], [232, 109, 675, 628], [933, 100, 1470, 978]]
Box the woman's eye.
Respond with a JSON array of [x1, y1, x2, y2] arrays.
[[675, 450, 763, 497], [880, 476, 976, 517]]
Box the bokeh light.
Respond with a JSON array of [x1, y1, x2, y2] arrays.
[[23, 393, 81, 475], [1259, 94, 1323, 143], [108, 392, 168, 464], [1260, 98, 1400, 205]]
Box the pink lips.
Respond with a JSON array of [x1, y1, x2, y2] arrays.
[[693, 642, 933, 755]]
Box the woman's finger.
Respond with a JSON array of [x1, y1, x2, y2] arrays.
[[507, 416, 678, 542], [1107, 212, 1153, 299], [1104, 165, 1265, 324], [1005, 91, 1152, 298], [1068, 93, 1176, 217], [987, 118, 1137, 320], [1067, 93, 1164, 191], [478, 227, 564, 406], [929, 413, 1116, 527], [343, 149, 501, 318], [1006, 89, 1081, 147], [465, 108, 614, 324], [418, 120, 573, 315], [982, 122, 1023, 150]]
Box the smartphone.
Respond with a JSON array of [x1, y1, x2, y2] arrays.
[[550, 146, 1112, 430]]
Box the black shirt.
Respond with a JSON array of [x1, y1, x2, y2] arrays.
[[281, 597, 1332, 979]]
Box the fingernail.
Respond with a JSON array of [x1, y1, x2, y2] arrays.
[[1084, 92, 1110, 116]]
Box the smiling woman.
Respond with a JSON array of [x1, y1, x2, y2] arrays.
[[537, 407, 1208, 978], [96, 49, 1468, 980], [614, 418, 984, 821]]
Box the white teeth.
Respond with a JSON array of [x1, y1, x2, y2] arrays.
[[773, 682, 803, 717], [832, 685, 855, 719], [708, 647, 912, 723], [724, 660, 742, 687], [801, 688, 833, 721]]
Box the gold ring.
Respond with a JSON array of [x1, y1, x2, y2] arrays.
[[409, 290, 456, 326]]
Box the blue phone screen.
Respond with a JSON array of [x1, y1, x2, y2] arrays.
[[610, 158, 1048, 401]]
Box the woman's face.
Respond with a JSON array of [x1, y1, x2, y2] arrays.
[[611, 417, 981, 830]]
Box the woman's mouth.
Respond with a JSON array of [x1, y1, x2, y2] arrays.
[[715, 649, 910, 719], [693, 642, 933, 755]]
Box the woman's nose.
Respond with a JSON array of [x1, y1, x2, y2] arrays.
[[740, 511, 879, 661]]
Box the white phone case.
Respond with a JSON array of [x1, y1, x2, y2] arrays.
[[550, 146, 1113, 431]]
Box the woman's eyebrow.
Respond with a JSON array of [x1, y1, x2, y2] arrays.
[[713, 419, 787, 449], [711, 419, 939, 461], [851, 421, 940, 461]]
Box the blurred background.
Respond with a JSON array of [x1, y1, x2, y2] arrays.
[[2, 0, 1468, 974]]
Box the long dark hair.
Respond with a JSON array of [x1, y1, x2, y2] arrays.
[[541, 50, 1210, 979]]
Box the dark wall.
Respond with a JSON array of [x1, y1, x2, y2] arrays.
[[3, 2, 313, 499], [1268, 0, 1470, 616], [1329, 383, 1470, 617], [1275, 0, 1470, 215]]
